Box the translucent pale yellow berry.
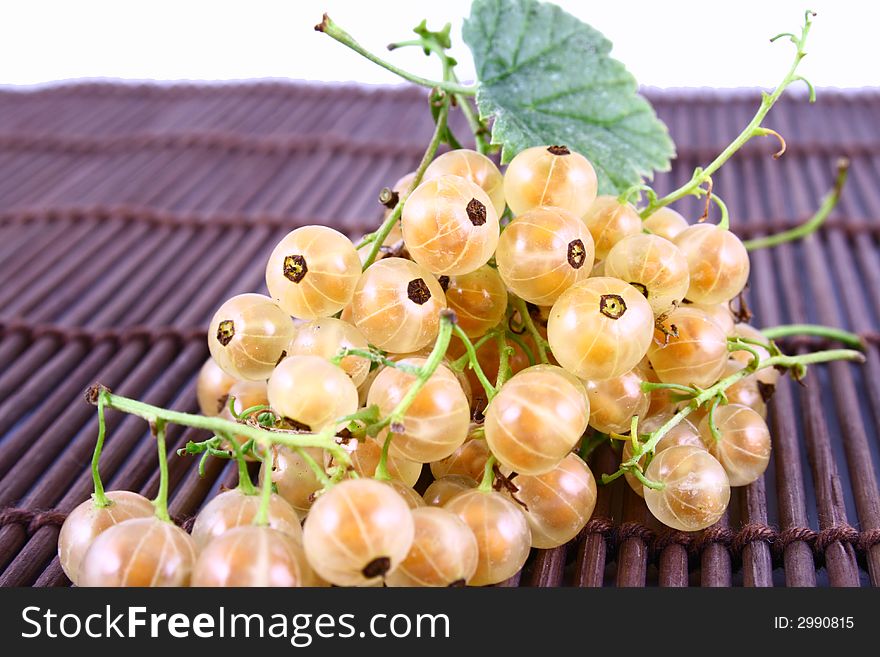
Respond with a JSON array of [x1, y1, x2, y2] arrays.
[[484, 365, 589, 475], [511, 453, 597, 549], [495, 206, 595, 306], [643, 445, 730, 531], [266, 225, 361, 319], [351, 258, 447, 353], [581, 195, 642, 260], [402, 175, 499, 275], [548, 277, 655, 381], [424, 149, 506, 216], [208, 293, 294, 381], [503, 145, 598, 217]]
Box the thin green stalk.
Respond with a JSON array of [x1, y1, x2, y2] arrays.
[[744, 159, 849, 250], [333, 348, 421, 376], [152, 420, 171, 523], [316, 15, 475, 95], [494, 331, 513, 389], [452, 324, 497, 400], [450, 332, 495, 371], [478, 455, 497, 492], [761, 323, 863, 349], [90, 394, 110, 508], [640, 381, 697, 395], [505, 330, 536, 366], [387, 36, 488, 152], [296, 446, 332, 489], [387, 314, 455, 428], [375, 434, 394, 482], [254, 444, 273, 527], [511, 297, 549, 363], [361, 94, 450, 270], [639, 11, 815, 219], [226, 433, 257, 496]]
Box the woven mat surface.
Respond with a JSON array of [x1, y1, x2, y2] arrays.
[[0, 82, 878, 587]]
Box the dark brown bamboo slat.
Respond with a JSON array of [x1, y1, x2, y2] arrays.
[[0, 82, 877, 587]]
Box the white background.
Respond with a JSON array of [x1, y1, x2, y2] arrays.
[[0, 0, 875, 89]]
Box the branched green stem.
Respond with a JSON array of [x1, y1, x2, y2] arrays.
[[505, 330, 536, 366], [315, 14, 475, 95], [360, 92, 450, 269], [87, 386, 351, 481], [452, 325, 497, 400], [616, 347, 862, 477], [744, 158, 849, 250], [450, 332, 495, 372], [639, 11, 816, 219]]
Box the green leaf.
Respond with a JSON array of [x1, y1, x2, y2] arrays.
[[463, 0, 675, 194]]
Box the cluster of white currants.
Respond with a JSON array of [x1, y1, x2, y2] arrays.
[[60, 144, 775, 587]]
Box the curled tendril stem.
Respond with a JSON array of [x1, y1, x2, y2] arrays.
[[639, 11, 816, 221]]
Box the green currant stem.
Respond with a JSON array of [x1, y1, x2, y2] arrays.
[[374, 434, 394, 482], [579, 432, 609, 461], [387, 35, 490, 154], [361, 91, 450, 270], [452, 325, 497, 401], [761, 322, 863, 350], [511, 297, 550, 364], [388, 314, 455, 428], [744, 158, 849, 251], [226, 434, 257, 496], [640, 381, 696, 395], [631, 466, 665, 491], [333, 348, 421, 376], [707, 397, 723, 443], [710, 192, 730, 230], [639, 11, 815, 219], [237, 404, 273, 420], [297, 445, 333, 489], [729, 340, 765, 370], [373, 313, 456, 478], [494, 331, 513, 389], [152, 419, 172, 523], [619, 347, 863, 472], [450, 331, 495, 372], [505, 330, 536, 367], [478, 455, 497, 493], [457, 91, 491, 155], [315, 15, 475, 96], [90, 393, 110, 508], [254, 444, 273, 527], [87, 386, 352, 476]]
